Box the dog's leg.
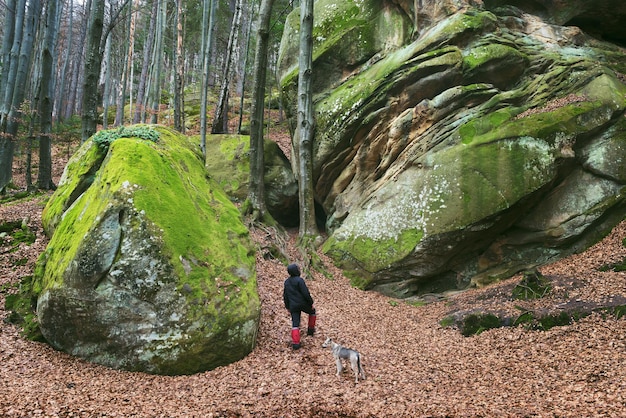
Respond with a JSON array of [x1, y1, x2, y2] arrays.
[[335, 357, 343, 378], [357, 354, 366, 380], [350, 357, 359, 383]]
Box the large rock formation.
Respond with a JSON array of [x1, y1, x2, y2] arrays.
[[35, 126, 260, 375], [204, 134, 299, 226], [277, 0, 626, 297]]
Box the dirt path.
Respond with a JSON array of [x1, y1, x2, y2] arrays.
[[2, 197, 626, 417]]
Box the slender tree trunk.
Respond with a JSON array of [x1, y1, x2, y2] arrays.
[[173, 0, 184, 132], [102, 30, 112, 129], [150, 0, 166, 124], [81, 0, 105, 142], [115, 0, 133, 126], [211, 0, 244, 134], [65, 0, 91, 120], [37, 0, 61, 189], [238, 8, 254, 134], [55, 0, 73, 125], [1, 0, 27, 131], [246, 0, 274, 221], [200, 0, 217, 155], [0, 0, 40, 192], [296, 0, 319, 240], [133, 0, 158, 124], [0, 0, 17, 111]]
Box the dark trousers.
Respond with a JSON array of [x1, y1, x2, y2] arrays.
[[290, 305, 315, 328]]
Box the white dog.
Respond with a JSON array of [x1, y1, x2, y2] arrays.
[[322, 337, 366, 383]]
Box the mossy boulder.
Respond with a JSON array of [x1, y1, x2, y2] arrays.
[[278, 2, 626, 297], [203, 134, 299, 226], [34, 125, 260, 375]]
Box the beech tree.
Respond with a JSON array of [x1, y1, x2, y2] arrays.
[[149, 0, 166, 124], [37, 0, 62, 189], [173, 0, 184, 132], [55, 0, 73, 125], [133, 0, 159, 124], [200, 0, 217, 154], [295, 0, 319, 242], [0, 0, 41, 192], [246, 0, 275, 222], [81, 0, 105, 142], [211, 0, 244, 134], [115, 0, 134, 126], [0, 0, 17, 112]]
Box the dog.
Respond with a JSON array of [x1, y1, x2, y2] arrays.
[[322, 337, 366, 383]]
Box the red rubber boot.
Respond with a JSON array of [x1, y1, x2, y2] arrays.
[[291, 327, 301, 350], [307, 313, 316, 336]]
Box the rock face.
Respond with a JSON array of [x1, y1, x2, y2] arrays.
[[277, 0, 626, 297], [204, 134, 299, 226], [36, 126, 260, 375]]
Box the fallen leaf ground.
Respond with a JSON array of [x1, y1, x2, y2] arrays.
[[2, 139, 626, 417]]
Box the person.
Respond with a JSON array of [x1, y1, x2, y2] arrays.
[[283, 263, 316, 349]]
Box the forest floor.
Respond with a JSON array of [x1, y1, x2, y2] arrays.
[[2, 130, 626, 417]]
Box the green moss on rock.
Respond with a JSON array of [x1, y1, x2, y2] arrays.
[[460, 312, 502, 336], [31, 125, 260, 375]]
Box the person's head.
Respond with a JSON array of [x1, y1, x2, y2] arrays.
[[287, 263, 300, 277]]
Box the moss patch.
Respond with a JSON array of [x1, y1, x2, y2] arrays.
[[512, 269, 551, 300], [323, 228, 423, 288], [0, 220, 36, 252], [2, 276, 44, 341], [459, 312, 502, 336], [203, 134, 250, 200]]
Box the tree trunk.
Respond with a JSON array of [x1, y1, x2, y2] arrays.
[[37, 0, 61, 190], [55, 0, 73, 125], [150, 0, 166, 124], [66, 0, 91, 120], [115, 0, 133, 126], [238, 8, 254, 134], [0, 0, 27, 131], [173, 0, 184, 132], [81, 0, 105, 142], [0, 0, 40, 192], [102, 28, 112, 129], [200, 0, 217, 155], [133, 0, 158, 124], [246, 0, 274, 222], [0, 0, 19, 192], [0, 0, 17, 112], [296, 0, 319, 241], [211, 0, 244, 134]]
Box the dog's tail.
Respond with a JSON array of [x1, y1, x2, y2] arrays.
[[357, 353, 366, 380]]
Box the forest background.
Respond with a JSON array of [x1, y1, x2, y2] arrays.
[[0, 0, 295, 196]]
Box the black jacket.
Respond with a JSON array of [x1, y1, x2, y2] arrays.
[[283, 275, 314, 312]]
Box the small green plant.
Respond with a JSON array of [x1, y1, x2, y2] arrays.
[[439, 315, 455, 328], [388, 300, 399, 307], [512, 269, 551, 300], [0, 221, 36, 251], [512, 310, 534, 327], [610, 305, 626, 319], [92, 126, 160, 150]]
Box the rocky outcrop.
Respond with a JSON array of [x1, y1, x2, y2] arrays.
[[204, 134, 299, 226], [277, 0, 626, 297], [36, 125, 260, 375]]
